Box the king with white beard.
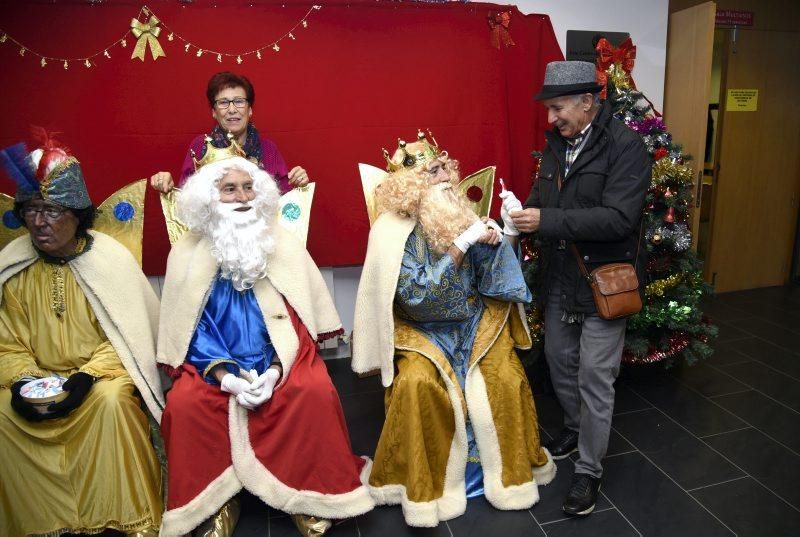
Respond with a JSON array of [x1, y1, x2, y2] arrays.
[[156, 146, 374, 537], [352, 133, 555, 527]]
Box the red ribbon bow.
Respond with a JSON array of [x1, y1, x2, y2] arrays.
[[487, 11, 515, 49], [595, 37, 637, 98]]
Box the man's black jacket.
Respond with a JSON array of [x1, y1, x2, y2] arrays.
[[524, 100, 651, 314]]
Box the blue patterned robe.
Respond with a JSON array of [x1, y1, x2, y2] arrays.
[[394, 226, 531, 497]]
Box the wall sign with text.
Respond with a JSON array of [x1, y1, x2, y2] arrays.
[[726, 89, 758, 112]]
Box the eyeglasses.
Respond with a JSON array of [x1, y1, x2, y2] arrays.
[[21, 206, 68, 222], [214, 97, 249, 110]]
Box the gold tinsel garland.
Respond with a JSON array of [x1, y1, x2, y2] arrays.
[[651, 158, 693, 187], [645, 272, 703, 297], [645, 273, 683, 297]]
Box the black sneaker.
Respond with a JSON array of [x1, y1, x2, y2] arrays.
[[563, 473, 601, 516], [544, 428, 578, 460]]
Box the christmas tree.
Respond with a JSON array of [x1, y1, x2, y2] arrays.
[[520, 42, 717, 367]]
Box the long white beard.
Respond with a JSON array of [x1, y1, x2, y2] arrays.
[[208, 202, 275, 291], [418, 183, 478, 256]]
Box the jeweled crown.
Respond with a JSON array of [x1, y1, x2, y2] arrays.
[[383, 130, 444, 173], [191, 132, 247, 171]]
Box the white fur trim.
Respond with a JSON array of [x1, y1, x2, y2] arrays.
[[159, 466, 242, 537], [352, 213, 416, 386], [533, 448, 557, 486], [367, 344, 469, 527], [252, 281, 299, 384], [466, 363, 555, 510], [227, 398, 375, 518], [72, 232, 164, 420]]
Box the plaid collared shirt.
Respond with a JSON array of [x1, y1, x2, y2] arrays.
[[564, 124, 593, 176]]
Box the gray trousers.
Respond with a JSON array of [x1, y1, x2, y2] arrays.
[[544, 283, 626, 478]]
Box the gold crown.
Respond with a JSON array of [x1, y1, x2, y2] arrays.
[[191, 132, 247, 171], [383, 130, 444, 173]]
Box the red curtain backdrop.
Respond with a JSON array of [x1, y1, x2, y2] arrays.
[[0, 0, 562, 273]]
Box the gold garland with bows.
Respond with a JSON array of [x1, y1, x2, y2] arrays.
[[0, 4, 322, 70]]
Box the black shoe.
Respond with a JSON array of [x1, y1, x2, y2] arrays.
[[562, 473, 601, 516], [545, 428, 578, 460]]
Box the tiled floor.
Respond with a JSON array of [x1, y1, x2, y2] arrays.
[[235, 286, 800, 537]]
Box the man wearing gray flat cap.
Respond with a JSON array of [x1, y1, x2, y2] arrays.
[[499, 61, 650, 516]]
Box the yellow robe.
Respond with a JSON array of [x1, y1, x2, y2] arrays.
[[0, 259, 162, 536]]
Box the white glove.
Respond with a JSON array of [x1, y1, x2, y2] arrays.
[[220, 373, 252, 396], [452, 220, 488, 254], [237, 368, 281, 410], [499, 190, 523, 236], [486, 219, 503, 235]]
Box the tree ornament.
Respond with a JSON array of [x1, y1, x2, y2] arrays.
[[256, 50, 262, 59], [84, 59, 91, 68], [196, 49, 203, 57], [236, 55, 242, 64], [104, 50, 110, 58], [664, 207, 675, 224], [184, 43, 191, 52], [272, 43, 280, 52], [652, 233, 662, 244], [40, 58, 47, 67], [289, 32, 295, 40], [217, 53, 222, 62], [63, 60, 69, 70], [302, 20, 308, 28], [18, 47, 25, 56]]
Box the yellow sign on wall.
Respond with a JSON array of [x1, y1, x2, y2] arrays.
[[726, 89, 758, 111]]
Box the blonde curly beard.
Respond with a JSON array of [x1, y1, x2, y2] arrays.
[[376, 163, 477, 256]]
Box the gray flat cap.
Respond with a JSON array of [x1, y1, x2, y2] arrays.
[[535, 61, 603, 100]]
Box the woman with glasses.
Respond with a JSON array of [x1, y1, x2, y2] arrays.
[[149, 71, 309, 194]]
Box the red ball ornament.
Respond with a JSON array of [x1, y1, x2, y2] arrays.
[[466, 185, 483, 202], [654, 147, 669, 160]]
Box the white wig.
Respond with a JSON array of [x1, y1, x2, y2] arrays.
[[178, 156, 280, 234]]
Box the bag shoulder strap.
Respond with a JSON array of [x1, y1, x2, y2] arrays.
[[570, 218, 645, 281]]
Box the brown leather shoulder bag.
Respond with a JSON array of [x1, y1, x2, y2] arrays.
[[570, 226, 643, 320]]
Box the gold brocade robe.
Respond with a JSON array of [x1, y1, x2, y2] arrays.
[[0, 259, 162, 536]]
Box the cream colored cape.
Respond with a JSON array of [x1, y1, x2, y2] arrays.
[[157, 225, 343, 382], [0, 231, 165, 421], [352, 212, 553, 527]]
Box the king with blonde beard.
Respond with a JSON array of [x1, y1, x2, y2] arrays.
[[353, 133, 556, 527], [156, 145, 374, 537]]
